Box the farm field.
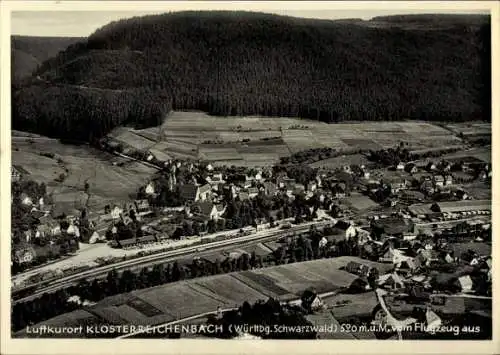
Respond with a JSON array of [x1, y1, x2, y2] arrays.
[[440, 147, 491, 164], [445, 122, 491, 137], [18, 257, 392, 336], [11, 138, 157, 215], [108, 111, 468, 167], [310, 154, 370, 169], [461, 182, 491, 200]]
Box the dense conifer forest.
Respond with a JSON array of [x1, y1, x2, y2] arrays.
[[11, 36, 84, 80], [12, 12, 491, 142]]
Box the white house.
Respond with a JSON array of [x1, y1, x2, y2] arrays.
[[316, 175, 323, 188], [50, 224, 61, 236], [145, 182, 155, 195], [89, 231, 101, 244], [212, 204, 226, 220], [433, 175, 444, 188], [248, 187, 259, 199], [308, 182, 317, 192], [24, 230, 32, 243], [378, 273, 405, 290], [396, 162, 405, 170], [458, 275, 473, 293], [334, 221, 356, 240], [111, 206, 123, 220], [198, 184, 212, 201], [67, 224, 80, 238], [20, 193, 33, 206]]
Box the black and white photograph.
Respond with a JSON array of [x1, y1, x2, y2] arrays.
[[1, 1, 498, 354]]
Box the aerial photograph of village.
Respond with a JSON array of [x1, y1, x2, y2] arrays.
[[8, 6, 492, 341]]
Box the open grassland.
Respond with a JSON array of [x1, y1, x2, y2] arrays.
[[310, 154, 370, 169], [445, 122, 491, 137], [440, 147, 491, 164], [109, 111, 468, 167], [12, 139, 157, 215], [19, 257, 394, 337]]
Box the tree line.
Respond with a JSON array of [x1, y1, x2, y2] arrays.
[[12, 12, 490, 143], [11, 223, 365, 332]]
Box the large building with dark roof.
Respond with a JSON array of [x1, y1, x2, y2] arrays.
[[430, 200, 491, 214], [372, 217, 414, 236]]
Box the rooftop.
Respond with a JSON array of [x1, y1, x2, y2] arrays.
[[432, 200, 491, 213]]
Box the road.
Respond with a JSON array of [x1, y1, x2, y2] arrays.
[[11, 136, 58, 142], [13, 220, 335, 305]]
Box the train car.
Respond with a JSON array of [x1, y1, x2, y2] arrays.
[[137, 235, 157, 245], [118, 238, 137, 249]]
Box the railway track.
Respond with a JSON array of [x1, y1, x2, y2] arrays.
[[13, 220, 334, 305]]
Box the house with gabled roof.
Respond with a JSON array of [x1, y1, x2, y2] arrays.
[[12, 165, 30, 182], [426, 162, 437, 171], [331, 183, 346, 199], [145, 181, 156, 195], [13, 244, 36, 264], [261, 182, 278, 196], [248, 187, 259, 199], [433, 174, 445, 188], [333, 220, 356, 240], [238, 191, 250, 201], [180, 183, 209, 202], [405, 163, 418, 174], [378, 273, 405, 290], [134, 199, 152, 216], [110, 205, 123, 220], [198, 183, 212, 201], [19, 193, 33, 206]]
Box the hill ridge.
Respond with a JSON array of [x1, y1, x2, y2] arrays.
[[12, 11, 491, 142]]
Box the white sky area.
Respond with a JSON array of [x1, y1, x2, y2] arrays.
[[11, 7, 489, 37]]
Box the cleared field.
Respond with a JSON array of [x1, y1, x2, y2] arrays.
[[138, 283, 222, 319], [440, 147, 491, 164], [310, 154, 370, 169], [22, 257, 394, 334], [445, 122, 491, 136], [345, 193, 379, 211], [12, 149, 65, 182], [341, 138, 382, 150], [112, 130, 156, 151], [325, 292, 379, 319], [199, 147, 242, 161], [12, 138, 157, 214], [232, 273, 291, 299], [88, 306, 132, 325], [107, 111, 466, 167], [195, 275, 269, 305], [462, 183, 491, 200]]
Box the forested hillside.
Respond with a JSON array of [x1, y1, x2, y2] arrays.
[[12, 12, 491, 142], [11, 36, 84, 81]]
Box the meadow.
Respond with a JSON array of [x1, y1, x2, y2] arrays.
[[108, 111, 468, 167], [18, 256, 393, 336], [11, 138, 157, 216]]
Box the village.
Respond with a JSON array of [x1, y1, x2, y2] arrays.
[[11, 134, 492, 322]]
